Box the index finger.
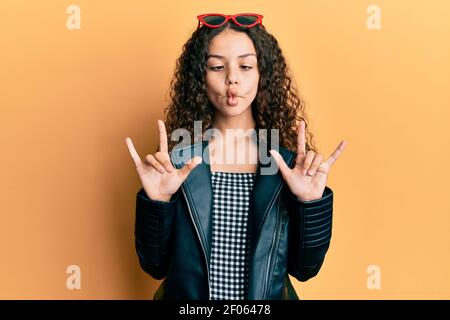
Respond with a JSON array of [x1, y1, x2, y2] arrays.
[[158, 119, 169, 153], [325, 140, 347, 168], [297, 120, 306, 156]]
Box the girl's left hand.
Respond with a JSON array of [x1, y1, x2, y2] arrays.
[[269, 121, 347, 202]]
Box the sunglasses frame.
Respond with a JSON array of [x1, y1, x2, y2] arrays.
[[197, 13, 265, 30]]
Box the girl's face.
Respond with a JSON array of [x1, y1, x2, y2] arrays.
[[205, 28, 259, 118]]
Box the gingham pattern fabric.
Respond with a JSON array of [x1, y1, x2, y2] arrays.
[[209, 171, 256, 300]]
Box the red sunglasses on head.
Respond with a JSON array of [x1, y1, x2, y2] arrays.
[[197, 13, 264, 30]]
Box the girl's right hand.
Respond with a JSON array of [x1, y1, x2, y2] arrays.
[[125, 120, 202, 202]]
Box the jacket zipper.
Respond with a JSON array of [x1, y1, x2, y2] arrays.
[[181, 186, 211, 299]]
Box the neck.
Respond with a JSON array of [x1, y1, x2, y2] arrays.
[[212, 108, 256, 137]]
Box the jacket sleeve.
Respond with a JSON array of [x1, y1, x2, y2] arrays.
[[134, 187, 180, 280], [284, 185, 333, 282]]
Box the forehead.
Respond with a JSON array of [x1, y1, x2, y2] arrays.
[[207, 29, 256, 58]]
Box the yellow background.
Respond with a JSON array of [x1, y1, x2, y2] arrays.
[[1, 0, 449, 299]]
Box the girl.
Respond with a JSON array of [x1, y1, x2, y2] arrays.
[[126, 13, 346, 300]]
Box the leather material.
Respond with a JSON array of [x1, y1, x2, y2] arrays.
[[135, 140, 334, 300]]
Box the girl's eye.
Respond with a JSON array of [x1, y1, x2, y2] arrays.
[[208, 66, 253, 71]]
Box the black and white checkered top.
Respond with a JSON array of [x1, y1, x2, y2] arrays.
[[209, 171, 256, 300]]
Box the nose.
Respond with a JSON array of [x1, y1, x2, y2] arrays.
[[225, 69, 239, 86]]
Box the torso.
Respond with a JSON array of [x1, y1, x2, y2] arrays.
[[207, 133, 258, 299]]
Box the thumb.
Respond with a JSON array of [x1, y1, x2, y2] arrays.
[[177, 156, 203, 182], [269, 149, 291, 179]]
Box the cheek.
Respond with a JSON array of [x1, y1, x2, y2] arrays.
[[246, 72, 259, 94], [205, 75, 222, 108], [205, 73, 222, 93], [246, 68, 259, 84]]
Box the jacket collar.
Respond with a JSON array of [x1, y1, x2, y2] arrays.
[[170, 139, 296, 262]]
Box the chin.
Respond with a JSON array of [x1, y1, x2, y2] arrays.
[[220, 105, 247, 116]]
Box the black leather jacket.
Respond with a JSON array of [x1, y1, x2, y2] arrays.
[[134, 140, 334, 300]]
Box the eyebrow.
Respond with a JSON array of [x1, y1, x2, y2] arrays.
[[206, 53, 257, 60]]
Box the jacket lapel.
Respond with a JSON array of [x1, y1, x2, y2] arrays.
[[170, 141, 214, 261], [249, 141, 296, 253]]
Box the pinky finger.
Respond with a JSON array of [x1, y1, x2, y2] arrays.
[[125, 137, 142, 166]]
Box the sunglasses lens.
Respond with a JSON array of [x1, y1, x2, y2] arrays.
[[235, 15, 258, 25], [203, 15, 226, 26]]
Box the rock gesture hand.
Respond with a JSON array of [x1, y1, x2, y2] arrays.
[[270, 121, 347, 202]]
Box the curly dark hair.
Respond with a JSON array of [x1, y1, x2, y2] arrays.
[[162, 21, 318, 155]]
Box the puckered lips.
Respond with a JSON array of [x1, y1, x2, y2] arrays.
[[226, 87, 239, 106]]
